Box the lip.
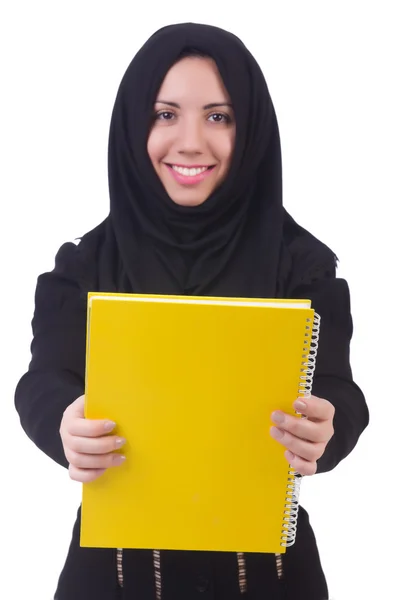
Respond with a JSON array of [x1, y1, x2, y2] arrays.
[[165, 164, 216, 186]]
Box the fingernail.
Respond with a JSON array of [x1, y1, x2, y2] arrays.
[[104, 421, 116, 432], [285, 450, 295, 461], [270, 426, 284, 440], [271, 411, 285, 425], [294, 400, 307, 412], [113, 454, 126, 466], [115, 437, 126, 448]]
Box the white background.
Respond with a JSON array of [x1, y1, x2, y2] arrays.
[[1, 2, 395, 599]]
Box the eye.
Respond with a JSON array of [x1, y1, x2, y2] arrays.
[[155, 111, 175, 121], [208, 113, 232, 124]]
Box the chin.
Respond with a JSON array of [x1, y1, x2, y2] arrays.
[[168, 192, 210, 207], [171, 198, 208, 207]]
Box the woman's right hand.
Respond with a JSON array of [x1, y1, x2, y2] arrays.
[[60, 395, 126, 483]]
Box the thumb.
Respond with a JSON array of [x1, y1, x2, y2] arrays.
[[67, 394, 86, 419]]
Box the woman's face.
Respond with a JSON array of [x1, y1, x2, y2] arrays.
[[147, 57, 236, 207]]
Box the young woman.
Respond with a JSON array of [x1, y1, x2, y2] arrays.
[[15, 22, 369, 600]]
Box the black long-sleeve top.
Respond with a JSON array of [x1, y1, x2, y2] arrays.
[[14, 240, 369, 600]]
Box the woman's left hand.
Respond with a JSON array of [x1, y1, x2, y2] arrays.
[[270, 395, 335, 476]]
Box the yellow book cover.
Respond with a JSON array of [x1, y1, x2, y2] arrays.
[[80, 293, 316, 554]]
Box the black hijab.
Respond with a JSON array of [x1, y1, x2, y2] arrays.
[[80, 22, 336, 297]]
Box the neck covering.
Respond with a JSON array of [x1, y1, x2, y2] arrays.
[[100, 22, 328, 298]]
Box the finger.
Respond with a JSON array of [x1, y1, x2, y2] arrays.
[[285, 450, 317, 476], [270, 426, 325, 463], [67, 417, 117, 438], [69, 464, 107, 483], [67, 434, 126, 455], [62, 395, 117, 438], [66, 449, 126, 470], [293, 395, 335, 422], [271, 411, 332, 443]]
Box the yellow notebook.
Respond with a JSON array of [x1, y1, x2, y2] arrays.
[[80, 293, 320, 554]]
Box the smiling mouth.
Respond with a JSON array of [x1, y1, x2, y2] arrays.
[[165, 164, 216, 177], [164, 163, 216, 185]]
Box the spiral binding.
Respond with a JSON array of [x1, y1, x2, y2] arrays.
[[280, 312, 321, 547]]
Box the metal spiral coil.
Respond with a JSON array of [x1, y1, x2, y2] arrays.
[[281, 312, 320, 547], [297, 312, 320, 399]]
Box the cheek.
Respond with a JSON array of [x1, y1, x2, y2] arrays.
[[147, 130, 167, 165], [217, 131, 235, 165]]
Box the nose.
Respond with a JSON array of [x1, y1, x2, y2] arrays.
[[177, 116, 204, 156]]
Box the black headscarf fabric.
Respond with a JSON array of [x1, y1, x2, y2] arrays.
[[88, 22, 336, 298]]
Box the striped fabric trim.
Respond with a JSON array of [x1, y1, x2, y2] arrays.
[[116, 549, 287, 593], [116, 548, 124, 587], [237, 552, 247, 593], [153, 550, 162, 600], [275, 553, 284, 579]]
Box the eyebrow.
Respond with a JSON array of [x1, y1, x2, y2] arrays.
[[155, 100, 233, 110]]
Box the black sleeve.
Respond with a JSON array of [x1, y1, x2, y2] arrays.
[[14, 243, 88, 468], [293, 276, 369, 474]]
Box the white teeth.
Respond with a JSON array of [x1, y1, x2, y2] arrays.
[[172, 165, 208, 176]]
